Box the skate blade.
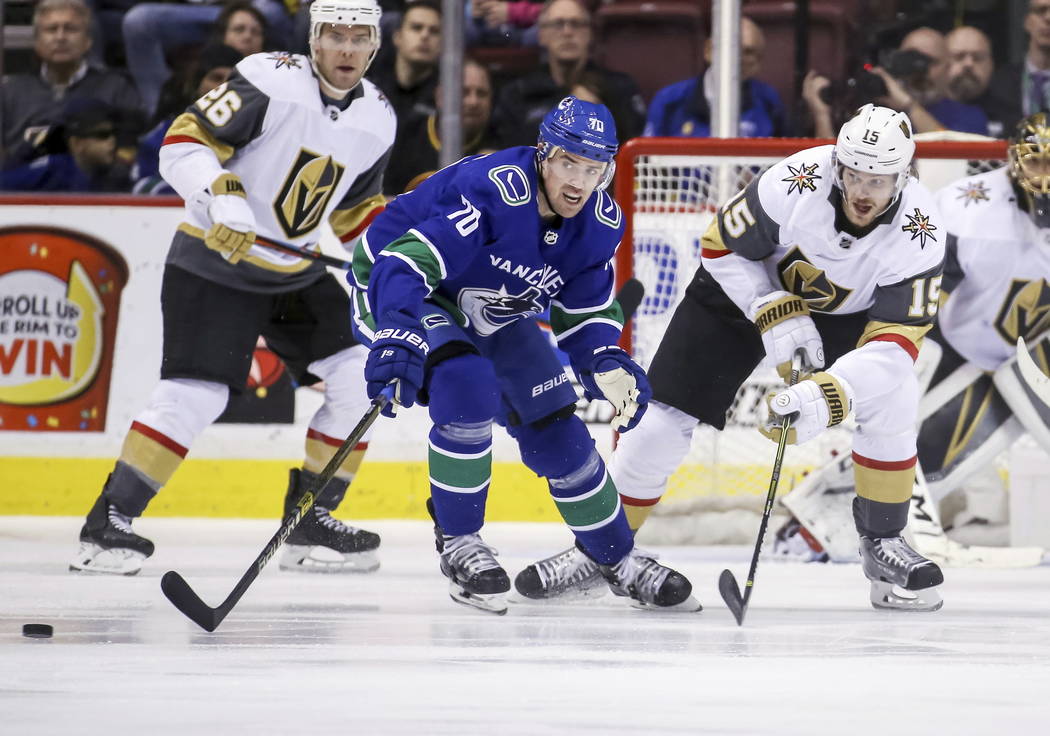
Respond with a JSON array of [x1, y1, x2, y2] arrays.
[[449, 584, 508, 615], [279, 545, 380, 574], [510, 582, 609, 604], [68, 543, 146, 576], [628, 594, 703, 613], [869, 581, 943, 612]]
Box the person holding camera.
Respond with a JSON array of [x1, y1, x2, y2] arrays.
[[876, 27, 988, 135]]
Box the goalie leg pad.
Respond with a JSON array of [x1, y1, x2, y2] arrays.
[[993, 337, 1050, 454]]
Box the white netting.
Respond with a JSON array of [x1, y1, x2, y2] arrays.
[[619, 137, 1006, 544]]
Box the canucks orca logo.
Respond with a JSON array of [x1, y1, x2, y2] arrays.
[[994, 278, 1050, 345], [776, 247, 852, 313], [458, 285, 545, 336]]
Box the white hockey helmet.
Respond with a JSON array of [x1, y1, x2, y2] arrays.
[[832, 103, 916, 206], [309, 1, 382, 82]]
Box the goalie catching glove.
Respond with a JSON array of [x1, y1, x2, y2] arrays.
[[749, 291, 824, 382], [760, 371, 854, 444], [365, 311, 429, 417], [578, 347, 652, 432], [205, 172, 256, 265]]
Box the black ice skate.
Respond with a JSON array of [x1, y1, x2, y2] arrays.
[[279, 469, 380, 573], [70, 495, 155, 576], [860, 535, 944, 612], [599, 547, 702, 612], [428, 500, 509, 615], [514, 543, 607, 601]]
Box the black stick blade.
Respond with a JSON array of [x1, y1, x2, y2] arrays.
[[161, 571, 221, 632], [615, 277, 645, 321], [718, 569, 746, 626]]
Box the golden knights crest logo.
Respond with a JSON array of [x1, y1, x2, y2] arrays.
[[776, 247, 852, 313], [994, 278, 1050, 345], [901, 207, 938, 248], [267, 52, 301, 70], [781, 163, 821, 195], [274, 148, 346, 239], [955, 180, 990, 207]]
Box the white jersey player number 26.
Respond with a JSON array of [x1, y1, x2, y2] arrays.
[[195, 82, 243, 127]]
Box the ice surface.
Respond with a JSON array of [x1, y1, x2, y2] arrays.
[[2, 517, 1049, 735]]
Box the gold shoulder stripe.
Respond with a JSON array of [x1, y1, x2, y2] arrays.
[[164, 112, 235, 163], [329, 193, 387, 242], [700, 218, 730, 258], [857, 320, 930, 360]]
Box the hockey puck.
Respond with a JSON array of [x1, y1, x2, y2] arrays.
[[21, 623, 53, 639]]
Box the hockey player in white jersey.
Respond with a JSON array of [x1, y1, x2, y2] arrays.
[[517, 104, 947, 611], [70, 1, 394, 576], [773, 112, 1050, 566]]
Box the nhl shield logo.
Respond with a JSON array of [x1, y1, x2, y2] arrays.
[[544, 230, 558, 245]]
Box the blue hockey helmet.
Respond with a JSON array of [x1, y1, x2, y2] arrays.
[[537, 97, 618, 188]]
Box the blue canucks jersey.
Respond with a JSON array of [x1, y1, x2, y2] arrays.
[[350, 146, 626, 366]]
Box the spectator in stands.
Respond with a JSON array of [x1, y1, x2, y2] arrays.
[[214, 2, 267, 58], [980, 1, 1050, 139], [367, 0, 442, 123], [133, 44, 243, 195], [383, 58, 496, 196], [0, 0, 141, 169], [121, 1, 289, 118], [946, 26, 999, 136], [1, 98, 130, 192], [466, 0, 542, 47], [869, 27, 988, 135], [643, 16, 785, 138], [491, 0, 644, 147]]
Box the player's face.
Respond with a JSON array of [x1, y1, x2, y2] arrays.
[[313, 23, 377, 94], [541, 149, 608, 218], [839, 167, 896, 227]]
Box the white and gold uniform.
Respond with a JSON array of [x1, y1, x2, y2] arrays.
[[160, 51, 394, 292], [936, 165, 1050, 370], [612, 143, 945, 535]]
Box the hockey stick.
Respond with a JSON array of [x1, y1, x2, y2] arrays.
[[161, 385, 394, 632], [718, 350, 805, 626], [1016, 336, 1050, 407], [254, 235, 353, 271]]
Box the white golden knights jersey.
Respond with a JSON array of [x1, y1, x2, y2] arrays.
[[936, 165, 1050, 371], [159, 51, 395, 292], [700, 144, 945, 360]]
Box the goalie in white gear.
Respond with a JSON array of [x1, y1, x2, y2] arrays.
[[775, 112, 1050, 568], [70, 0, 394, 576], [516, 104, 947, 611]]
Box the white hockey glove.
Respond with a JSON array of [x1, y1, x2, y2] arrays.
[[205, 172, 256, 265], [760, 371, 854, 445], [749, 291, 824, 382]]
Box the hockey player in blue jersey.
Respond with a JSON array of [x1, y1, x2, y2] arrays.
[[350, 97, 701, 614]]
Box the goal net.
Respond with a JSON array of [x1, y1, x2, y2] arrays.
[[612, 136, 1007, 544]]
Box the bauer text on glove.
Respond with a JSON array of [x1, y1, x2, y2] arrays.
[[365, 311, 429, 416]]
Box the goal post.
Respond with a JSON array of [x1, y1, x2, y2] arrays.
[[612, 136, 1008, 544]]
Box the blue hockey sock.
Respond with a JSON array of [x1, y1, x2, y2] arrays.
[[549, 450, 632, 565], [427, 421, 492, 536]]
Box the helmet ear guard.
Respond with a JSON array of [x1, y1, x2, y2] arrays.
[[1009, 113, 1050, 227], [537, 96, 619, 190]]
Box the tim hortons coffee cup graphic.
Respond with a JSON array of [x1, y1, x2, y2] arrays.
[[0, 226, 128, 431]]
